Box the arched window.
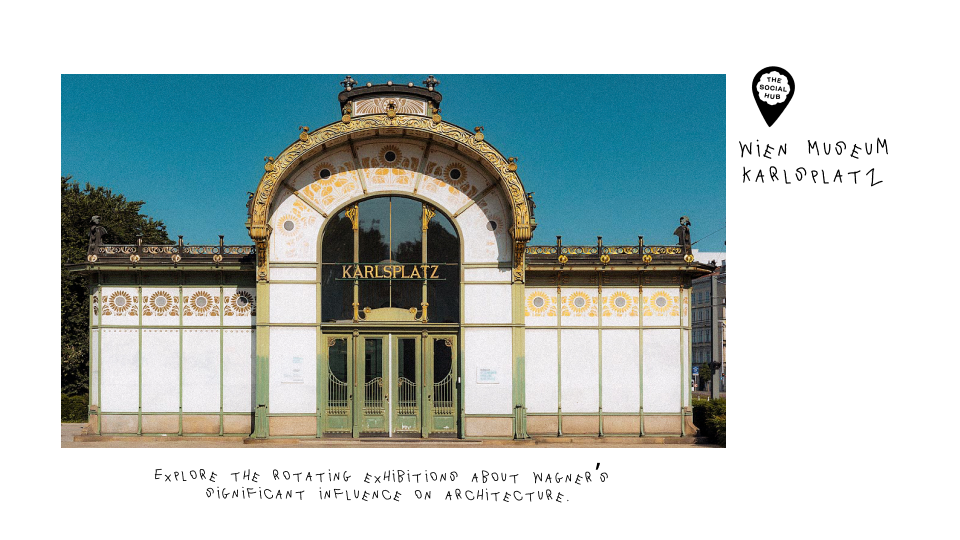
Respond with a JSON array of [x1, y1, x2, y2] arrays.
[[320, 196, 460, 323]]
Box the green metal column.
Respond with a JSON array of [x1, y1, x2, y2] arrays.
[[511, 279, 528, 439], [253, 278, 270, 438]]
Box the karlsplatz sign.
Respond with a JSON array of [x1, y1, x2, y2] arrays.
[[338, 264, 442, 280]]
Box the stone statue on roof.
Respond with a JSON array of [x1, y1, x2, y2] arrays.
[[673, 216, 691, 252], [88, 216, 107, 257]]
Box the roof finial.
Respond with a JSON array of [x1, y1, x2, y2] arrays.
[[340, 75, 357, 91], [423, 75, 439, 91]]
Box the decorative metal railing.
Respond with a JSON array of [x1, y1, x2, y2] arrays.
[[433, 373, 454, 416], [397, 377, 417, 416], [85, 234, 255, 266], [364, 377, 384, 414], [327, 373, 349, 416], [525, 235, 692, 265]]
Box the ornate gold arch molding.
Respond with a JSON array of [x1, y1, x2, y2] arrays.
[[247, 114, 535, 282]]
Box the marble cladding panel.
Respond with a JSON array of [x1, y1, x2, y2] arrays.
[[100, 287, 139, 326], [463, 327, 513, 415], [642, 329, 682, 413], [100, 329, 139, 412], [182, 329, 221, 413], [643, 287, 682, 327], [559, 329, 600, 413], [353, 140, 424, 194], [417, 146, 494, 216], [457, 193, 510, 264], [524, 329, 559, 413], [600, 287, 641, 327], [222, 286, 256, 326], [560, 287, 600, 327], [223, 329, 255, 413], [181, 288, 221, 327], [270, 190, 323, 263], [288, 148, 363, 215], [524, 287, 558, 327], [600, 329, 640, 413], [268, 327, 317, 414], [463, 284, 512, 324], [140, 329, 180, 413]]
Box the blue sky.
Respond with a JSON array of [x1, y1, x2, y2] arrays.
[[61, 74, 725, 251]]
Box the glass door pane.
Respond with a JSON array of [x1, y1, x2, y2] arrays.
[[323, 335, 352, 433], [393, 336, 420, 433], [356, 336, 387, 434], [424, 335, 458, 435]]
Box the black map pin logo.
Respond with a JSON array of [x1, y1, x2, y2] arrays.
[[753, 67, 794, 126]]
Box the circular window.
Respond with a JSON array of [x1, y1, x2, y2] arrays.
[[154, 296, 167, 307], [655, 296, 668, 308], [283, 220, 295, 232], [449, 168, 462, 180], [114, 296, 126, 307], [195, 296, 208, 308], [614, 296, 627, 308], [236, 296, 249, 307], [573, 297, 586, 308], [384, 151, 397, 162], [487, 220, 498, 231], [532, 296, 545, 308], [319, 168, 331, 179]]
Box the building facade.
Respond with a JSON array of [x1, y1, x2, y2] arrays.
[[72, 79, 714, 439], [692, 258, 726, 394]]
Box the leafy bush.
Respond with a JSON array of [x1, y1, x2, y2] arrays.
[[61, 394, 88, 423], [692, 397, 725, 446]]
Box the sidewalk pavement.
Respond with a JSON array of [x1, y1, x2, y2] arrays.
[[62, 424, 717, 448]]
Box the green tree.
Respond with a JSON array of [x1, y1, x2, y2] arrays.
[[61, 176, 171, 395]]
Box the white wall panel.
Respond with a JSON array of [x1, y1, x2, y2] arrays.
[[463, 284, 512, 324], [353, 140, 424, 195], [268, 327, 317, 414], [100, 329, 139, 412], [682, 328, 690, 407], [643, 287, 682, 327], [141, 329, 180, 412], [524, 329, 558, 413], [141, 287, 180, 326], [642, 329, 682, 413], [182, 288, 221, 327], [601, 287, 641, 327], [680, 289, 690, 327], [524, 287, 558, 327], [560, 329, 600, 412], [269, 284, 316, 324], [457, 196, 510, 264], [463, 327, 512, 414], [101, 287, 139, 326], [286, 147, 363, 214], [223, 329, 255, 413], [416, 145, 495, 217], [90, 330, 99, 406], [560, 287, 600, 327], [270, 267, 317, 281], [182, 329, 221, 412], [270, 190, 322, 263], [601, 330, 640, 413], [222, 286, 256, 326], [463, 267, 511, 282]]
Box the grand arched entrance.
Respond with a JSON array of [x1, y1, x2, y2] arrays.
[[317, 195, 460, 437]]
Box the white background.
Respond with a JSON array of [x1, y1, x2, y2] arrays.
[[19, 1, 959, 538]]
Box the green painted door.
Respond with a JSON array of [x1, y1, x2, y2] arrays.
[[323, 335, 353, 434], [424, 335, 458, 435], [356, 335, 388, 436], [392, 335, 421, 434]]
